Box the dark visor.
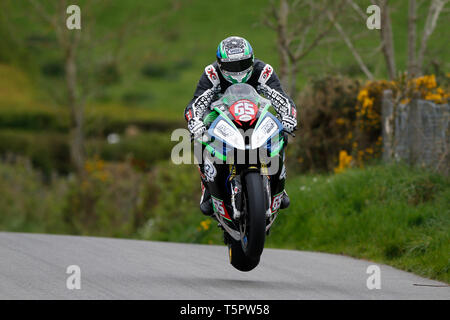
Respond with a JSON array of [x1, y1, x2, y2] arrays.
[[219, 57, 253, 73]]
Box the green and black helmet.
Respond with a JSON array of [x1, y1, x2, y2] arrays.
[[216, 36, 254, 84]]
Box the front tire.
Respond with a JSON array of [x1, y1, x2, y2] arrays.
[[242, 171, 266, 259], [228, 238, 260, 272]]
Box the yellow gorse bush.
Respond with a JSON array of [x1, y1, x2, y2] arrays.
[[335, 74, 449, 173], [400, 74, 449, 105], [334, 150, 353, 174]]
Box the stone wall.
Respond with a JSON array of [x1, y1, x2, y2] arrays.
[[382, 90, 449, 175]]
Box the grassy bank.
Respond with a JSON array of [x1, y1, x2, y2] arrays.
[[267, 164, 450, 283]]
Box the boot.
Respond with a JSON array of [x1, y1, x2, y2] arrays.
[[280, 191, 290, 209], [200, 184, 214, 216]]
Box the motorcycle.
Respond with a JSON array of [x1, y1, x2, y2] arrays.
[[195, 83, 288, 272]]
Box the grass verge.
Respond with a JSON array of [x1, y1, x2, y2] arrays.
[[266, 164, 449, 283]]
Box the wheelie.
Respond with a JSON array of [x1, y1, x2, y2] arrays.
[[185, 36, 297, 271]]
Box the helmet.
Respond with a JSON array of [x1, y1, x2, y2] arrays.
[[216, 36, 254, 84]]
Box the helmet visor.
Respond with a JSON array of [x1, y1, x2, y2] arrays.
[[219, 57, 253, 73]]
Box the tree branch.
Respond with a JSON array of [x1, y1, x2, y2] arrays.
[[417, 0, 448, 73]]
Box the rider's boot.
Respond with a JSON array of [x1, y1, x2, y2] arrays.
[[280, 190, 290, 209], [276, 150, 290, 210], [199, 180, 214, 216]]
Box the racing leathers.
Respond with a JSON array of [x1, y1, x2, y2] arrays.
[[185, 59, 297, 215]]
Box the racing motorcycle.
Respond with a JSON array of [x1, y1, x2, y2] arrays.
[[195, 83, 289, 272]]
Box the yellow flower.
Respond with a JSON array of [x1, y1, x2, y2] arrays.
[[346, 132, 353, 140], [400, 98, 410, 105], [357, 89, 369, 102], [336, 118, 346, 125], [200, 219, 211, 231], [334, 150, 353, 174], [362, 97, 374, 109]]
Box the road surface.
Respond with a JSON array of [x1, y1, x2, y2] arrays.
[[0, 232, 448, 299]]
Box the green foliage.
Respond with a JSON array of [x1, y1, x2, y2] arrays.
[[84, 104, 183, 137], [137, 162, 222, 245], [0, 159, 69, 233], [0, 130, 175, 175], [290, 75, 361, 172], [62, 159, 152, 237], [87, 132, 176, 169], [0, 130, 71, 175]]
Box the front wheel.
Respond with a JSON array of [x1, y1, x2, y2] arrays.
[[241, 171, 267, 259], [228, 238, 260, 272]]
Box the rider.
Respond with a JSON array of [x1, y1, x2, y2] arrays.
[[185, 36, 297, 215]]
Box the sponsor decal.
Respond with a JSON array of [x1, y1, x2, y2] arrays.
[[204, 158, 217, 182], [228, 47, 244, 55], [259, 65, 273, 84], [270, 192, 284, 214], [185, 110, 193, 122], [206, 65, 219, 84], [212, 197, 232, 220]]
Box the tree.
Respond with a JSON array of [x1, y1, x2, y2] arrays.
[[262, 0, 345, 99], [29, 0, 85, 177], [26, 0, 150, 178], [370, 0, 448, 79], [326, 2, 374, 80], [416, 0, 448, 74]]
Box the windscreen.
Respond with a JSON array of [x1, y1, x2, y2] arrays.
[[218, 83, 270, 108]]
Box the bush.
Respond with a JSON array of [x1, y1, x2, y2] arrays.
[[290, 75, 361, 172], [87, 132, 176, 169], [0, 105, 68, 132], [84, 104, 184, 136], [0, 130, 71, 176], [0, 159, 69, 233], [63, 159, 155, 237], [290, 74, 449, 174], [137, 162, 220, 244]]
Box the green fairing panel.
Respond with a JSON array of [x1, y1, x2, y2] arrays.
[[203, 110, 219, 126]]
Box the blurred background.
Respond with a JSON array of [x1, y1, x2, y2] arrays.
[[0, 0, 448, 282]]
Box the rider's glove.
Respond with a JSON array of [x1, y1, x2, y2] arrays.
[[191, 86, 221, 119], [188, 117, 207, 138], [257, 83, 297, 133], [281, 114, 297, 133], [211, 84, 221, 96]]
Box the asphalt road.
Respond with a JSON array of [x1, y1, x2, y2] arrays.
[[0, 232, 448, 299]]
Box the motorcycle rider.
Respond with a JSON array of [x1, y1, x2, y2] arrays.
[[185, 36, 297, 215]]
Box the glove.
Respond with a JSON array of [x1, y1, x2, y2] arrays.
[[191, 86, 221, 119], [281, 115, 297, 133], [257, 84, 297, 133], [256, 83, 272, 98], [188, 117, 206, 138], [257, 84, 291, 116], [211, 84, 221, 96]]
